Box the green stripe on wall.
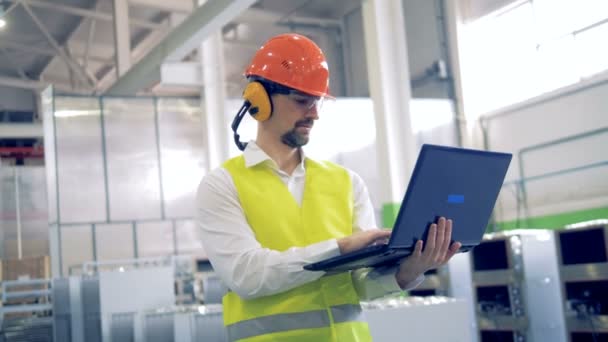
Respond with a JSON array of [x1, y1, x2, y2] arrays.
[[382, 203, 401, 228], [381, 203, 608, 231]]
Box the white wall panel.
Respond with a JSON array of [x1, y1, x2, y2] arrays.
[[61, 225, 94, 276], [95, 223, 135, 261], [104, 98, 161, 221], [136, 221, 174, 257], [54, 97, 107, 223], [157, 98, 205, 218]]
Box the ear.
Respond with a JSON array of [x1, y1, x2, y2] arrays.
[[243, 82, 272, 121]]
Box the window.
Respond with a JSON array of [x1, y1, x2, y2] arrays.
[[460, 0, 608, 116]]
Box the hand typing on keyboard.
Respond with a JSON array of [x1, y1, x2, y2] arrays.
[[337, 229, 391, 254]]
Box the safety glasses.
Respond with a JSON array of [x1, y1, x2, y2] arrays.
[[264, 80, 327, 113], [285, 91, 324, 113]]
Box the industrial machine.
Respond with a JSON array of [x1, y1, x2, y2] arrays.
[[471, 230, 567, 342], [556, 220, 608, 342]]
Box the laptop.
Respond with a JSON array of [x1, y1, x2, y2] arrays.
[[303, 144, 512, 272]]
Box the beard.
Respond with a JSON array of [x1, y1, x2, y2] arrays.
[[280, 119, 313, 148], [281, 129, 309, 148]]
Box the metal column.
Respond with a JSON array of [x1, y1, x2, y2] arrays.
[[200, 29, 230, 171], [362, 0, 418, 226], [15, 167, 23, 259], [112, 0, 131, 77], [443, 0, 471, 148]]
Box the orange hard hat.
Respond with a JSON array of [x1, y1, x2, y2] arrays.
[[245, 33, 332, 98]]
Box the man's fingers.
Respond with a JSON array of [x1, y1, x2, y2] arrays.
[[370, 229, 391, 240], [366, 230, 391, 245], [433, 217, 446, 260], [443, 242, 462, 262], [423, 223, 437, 255], [413, 240, 423, 257], [338, 229, 392, 254], [440, 219, 453, 256]]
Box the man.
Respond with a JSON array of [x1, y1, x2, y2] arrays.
[[197, 33, 461, 342]]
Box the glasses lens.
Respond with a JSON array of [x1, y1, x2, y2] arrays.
[[288, 92, 323, 112]]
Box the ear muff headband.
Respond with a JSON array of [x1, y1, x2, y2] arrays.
[[243, 81, 272, 122], [231, 102, 250, 151]]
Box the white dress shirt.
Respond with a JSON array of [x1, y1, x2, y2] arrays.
[[196, 141, 423, 300]]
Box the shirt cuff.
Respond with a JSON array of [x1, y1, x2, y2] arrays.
[[352, 266, 425, 301], [307, 239, 341, 262], [295, 239, 341, 274]]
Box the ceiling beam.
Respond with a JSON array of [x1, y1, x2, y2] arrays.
[[22, 2, 96, 88], [336, 1, 362, 19], [237, 8, 341, 27], [2, 0, 25, 17], [96, 16, 172, 91], [7, 0, 165, 30], [38, 75, 95, 93], [127, 0, 194, 13], [0, 40, 112, 65], [105, 0, 257, 95], [84, 16, 97, 70], [38, 0, 104, 92], [112, 0, 132, 77], [0, 48, 29, 79], [0, 75, 46, 90], [223, 37, 262, 50]]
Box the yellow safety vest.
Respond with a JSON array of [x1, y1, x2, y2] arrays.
[[222, 155, 372, 342]]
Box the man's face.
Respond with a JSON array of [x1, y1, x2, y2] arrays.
[[269, 91, 322, 148]]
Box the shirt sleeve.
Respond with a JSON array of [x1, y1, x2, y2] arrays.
[[196, 168, 342, 300], [352, 267, 425, 301], [347, 169, 425, 300]]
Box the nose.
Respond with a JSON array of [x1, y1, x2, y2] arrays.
[[305, 104, 319, 120]]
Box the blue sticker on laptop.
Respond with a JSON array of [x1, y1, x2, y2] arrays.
[[448, 194, 464, 204]]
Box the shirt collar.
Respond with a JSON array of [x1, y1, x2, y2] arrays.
[[243, 140, 307, 172]]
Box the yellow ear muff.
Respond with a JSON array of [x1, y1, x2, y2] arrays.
[[243, 81, 272, 122]]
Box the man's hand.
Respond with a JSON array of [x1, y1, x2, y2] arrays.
[[395, 217, 461, 288], [337, 229, 391, 254]]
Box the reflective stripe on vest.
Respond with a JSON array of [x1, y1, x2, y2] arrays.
[[226, 304, 365, 341], [331, 303, 366, 324]]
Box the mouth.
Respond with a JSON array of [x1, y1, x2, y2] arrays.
[[295, 120, 314, 130], [296, 124, 313, 134]]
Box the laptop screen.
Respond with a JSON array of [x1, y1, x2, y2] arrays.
[[388, 144, 512, 249]]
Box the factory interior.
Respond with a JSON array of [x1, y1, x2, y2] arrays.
[[0, 0, 607, 341]]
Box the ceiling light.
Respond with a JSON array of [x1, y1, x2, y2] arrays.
[[0, 5, 6, 30], [0, 6, 5, 30]]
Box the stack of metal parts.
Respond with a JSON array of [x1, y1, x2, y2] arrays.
[[49, 272, 227, 342], [142, 304, 226, 342], [1, 317, 53, 342], [174, 257, 197, 305], [471, 230, 567, 342], [557, 220, 608, 341], [362, 296, 473, 341], [0, 279, 53, 342], [51, 276, 102, 342]]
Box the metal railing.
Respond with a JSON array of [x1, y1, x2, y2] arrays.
[[492, 127, 608, 230], [0, 278, 53, 331]]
